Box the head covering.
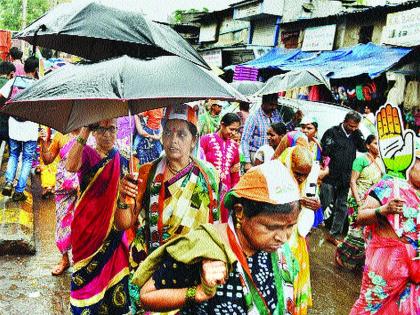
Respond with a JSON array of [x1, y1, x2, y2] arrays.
[[300, 116, 318, 126], [208, 99, 228, 108], [224, 160, 300, 210], [163, 103, 198, 127]]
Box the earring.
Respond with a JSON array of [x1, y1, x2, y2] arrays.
[[235, 218, 242, 230]]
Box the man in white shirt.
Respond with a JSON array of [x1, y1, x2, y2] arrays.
[[0, 57, 39, 202]]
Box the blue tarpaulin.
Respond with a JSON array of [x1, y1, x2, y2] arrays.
[[235, 43, 412, 79]]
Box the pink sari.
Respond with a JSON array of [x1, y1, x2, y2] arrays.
[[70, 146, 129, 314], [350, 178, 420, 315]]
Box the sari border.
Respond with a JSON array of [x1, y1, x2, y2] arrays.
[[70, 267, 129, 308]]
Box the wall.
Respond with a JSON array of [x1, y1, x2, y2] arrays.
[[342, 16, 386, 47], [251, 16, 277, 46]]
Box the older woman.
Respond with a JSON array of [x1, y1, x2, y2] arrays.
[[129, 160, 301, 314], [279, 144, 320, 315], [350, 157, 420, 314], [200, 112, 241, 222], [118, 103, 219, 314], [335, 135, 384, 270], [66, 119, 130, 314]]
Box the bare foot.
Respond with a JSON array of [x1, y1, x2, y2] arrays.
[[51, 254, 70, 276]]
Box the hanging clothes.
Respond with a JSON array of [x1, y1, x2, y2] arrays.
[[404, 80, 420, 110], [387, 73, 406, 106]]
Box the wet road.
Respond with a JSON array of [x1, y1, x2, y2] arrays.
[[0, 177, 71, 315], [0, 176, 361, 315]]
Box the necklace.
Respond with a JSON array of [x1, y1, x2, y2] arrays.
[[166, 158, 192, 175]]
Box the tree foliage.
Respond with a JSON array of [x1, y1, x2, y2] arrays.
[[172, 7, 209, 24], [0, 0, 50, 31]]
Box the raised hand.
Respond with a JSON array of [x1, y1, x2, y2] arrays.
[[376, 103, 415, 178]]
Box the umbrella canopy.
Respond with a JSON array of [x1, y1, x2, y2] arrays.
[[229, 80, 264, 97], [15, 1, 210, 69], [256, 69, 331, 96], [2, 55, 245, 133]]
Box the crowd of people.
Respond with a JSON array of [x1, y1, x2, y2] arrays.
[[0, 47, 419, 315]]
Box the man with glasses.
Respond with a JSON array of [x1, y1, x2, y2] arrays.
[[241, 93, 282, 172]]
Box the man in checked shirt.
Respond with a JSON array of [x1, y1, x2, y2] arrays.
[[241, 93, 282, 172]]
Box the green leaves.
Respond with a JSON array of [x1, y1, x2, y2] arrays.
[[0, 0, 51, 31]]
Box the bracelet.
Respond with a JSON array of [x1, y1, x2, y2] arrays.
[[76, 136, 87, 146], [185, 286, 197, 306], [117, 198, 129, 209], [200, 275, 217, 296]]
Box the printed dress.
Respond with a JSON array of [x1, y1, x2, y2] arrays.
[[54, 134, 79, 254], [350, 178, 420, 314]]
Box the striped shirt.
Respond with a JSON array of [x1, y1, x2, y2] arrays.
[[240, 107, 281, 163]]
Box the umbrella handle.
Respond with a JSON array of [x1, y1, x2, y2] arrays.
[[32, 25, 47, 56]]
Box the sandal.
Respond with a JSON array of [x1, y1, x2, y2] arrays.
[[51, 258, 70, 276]]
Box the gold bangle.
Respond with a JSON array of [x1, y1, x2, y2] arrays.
[[200, 275, 217, 296]]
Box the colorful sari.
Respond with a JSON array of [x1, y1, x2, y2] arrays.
[[70, 146, 129, 314], [350, 178, 420, 314], [128, 156, 219, 314], [279, 147, 314, 315], [54, 134, 79, 254], [336, 155, 383, 269], [200, 132, 240, 222], [131, 223, 299, 315]]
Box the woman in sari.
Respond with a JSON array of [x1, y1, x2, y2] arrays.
[[350, 157, 420, 314], [117, 103, 219, 314], [66, 119, 130, 314], [273, 117, 322, 163], [200, 112, 240, 222], [335, 135, 384, 270], [279, 144, 321, 315], [39, 129, 80, 276], [134, 108, 164, 164], [131, 160, 301, 314]]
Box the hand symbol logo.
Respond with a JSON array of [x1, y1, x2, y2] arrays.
[[376, 103, 415, 178]]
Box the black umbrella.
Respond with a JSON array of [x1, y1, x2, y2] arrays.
[[15, 1, 210, 69], [2, 55, 245, 133]]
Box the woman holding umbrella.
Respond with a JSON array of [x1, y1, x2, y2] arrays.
[[117, 103, 219, 314], [66, 119, 130, 314]]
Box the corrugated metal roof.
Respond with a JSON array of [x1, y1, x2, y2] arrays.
[[281, 0, 419, 27]]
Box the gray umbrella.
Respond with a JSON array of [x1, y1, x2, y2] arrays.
[[229, 81, 264, 97], [15, 1, 209, 69], [2, 55, 246, 133], [256, 69, 331, 96]]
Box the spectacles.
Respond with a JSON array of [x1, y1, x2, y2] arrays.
[[95, 126, 118, 135]]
